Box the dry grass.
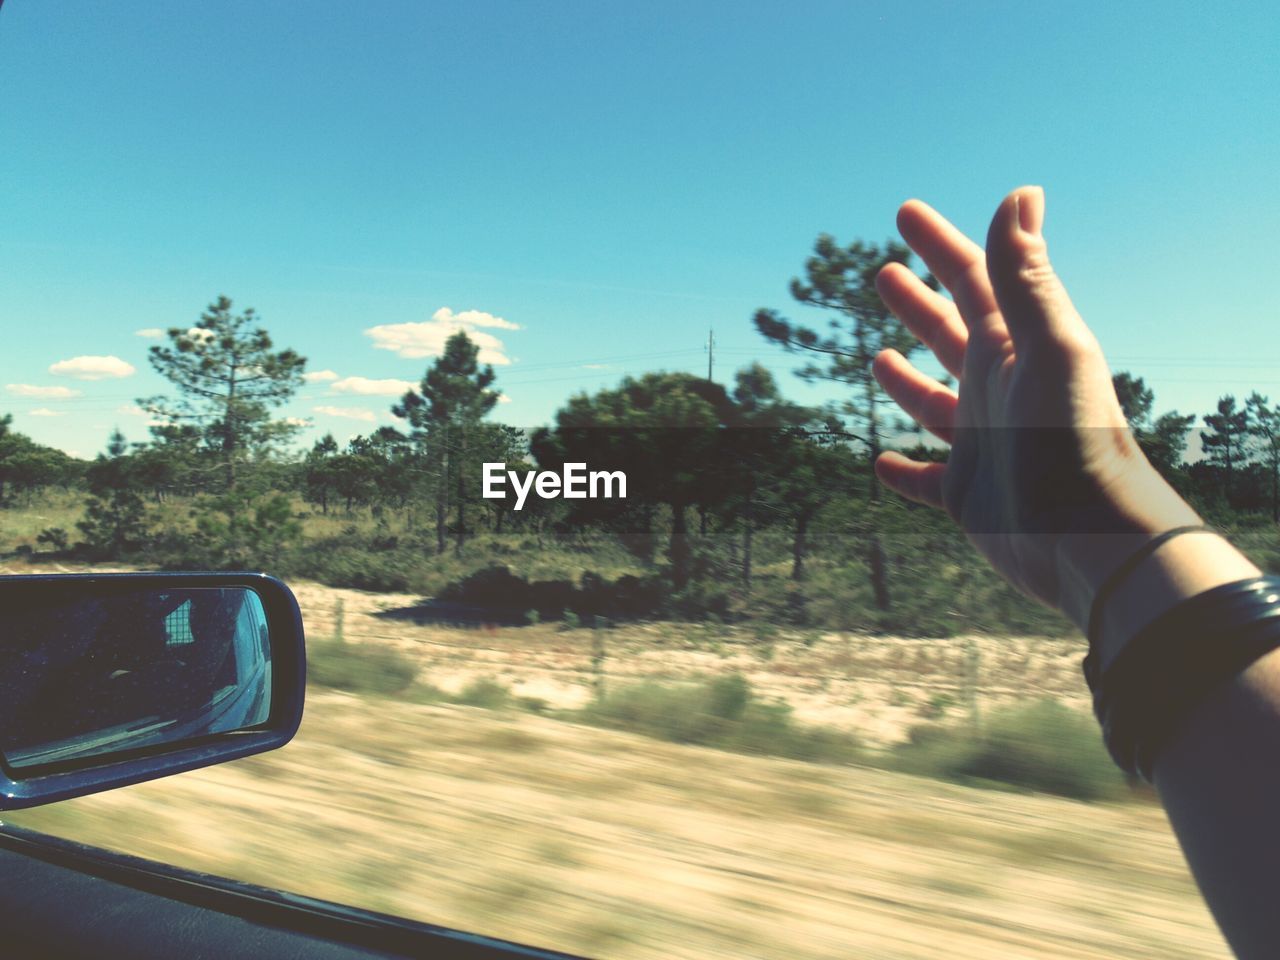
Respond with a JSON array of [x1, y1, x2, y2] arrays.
[[0, 489, 85, 550], [0, 569, 1230, 958], [2, 691, 1227, 960]]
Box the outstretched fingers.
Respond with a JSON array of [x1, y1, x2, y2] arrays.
[[872, 348, 958, 443], [875, 262, 967, 378], [896, 198, 1002, 335], [875, 451, 946, 510]]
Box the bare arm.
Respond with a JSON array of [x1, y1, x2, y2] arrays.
[[875, 186, 1280, 958]]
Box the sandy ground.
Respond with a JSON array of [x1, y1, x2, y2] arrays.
[[0, 573, 1231, 958], [290, 579, 1091, 746]]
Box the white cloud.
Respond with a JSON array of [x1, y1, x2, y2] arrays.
[[365, 306, 519, 366], [330, 376, 415, 396], [6, 384, 82, 399], [582, 363, 613, 370], [303, 369, 340, 383], [134, 328, 165, 339], [284, 417, 312, 428], [497, 394, 512, 404], [314, 405, 376, 422], [49, 355, 137, 381], [187, 327, 216, 343], [437, 307, 519, 331], [29, 408, 63, 417]]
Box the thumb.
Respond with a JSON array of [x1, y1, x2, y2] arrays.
[[985, 186, 1090, 351]]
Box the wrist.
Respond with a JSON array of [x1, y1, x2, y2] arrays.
[[1092, 533, 1261, 672], [1053, 463, 1204, 631]]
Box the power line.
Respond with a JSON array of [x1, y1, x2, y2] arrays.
[[493, 348, 702, 373], [1110, 357, 1280, 368]]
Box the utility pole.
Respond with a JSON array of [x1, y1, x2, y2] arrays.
[[705, 328, 715, 382]]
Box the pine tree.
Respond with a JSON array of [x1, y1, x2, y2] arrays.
[[754, 234, 934, 499], [1201, 395, 1251, 504], [140, 297, 306, 565], [1111, 371, 1193, 479], [77, 429, 149, 557], [140, 296, 306, 493], [393, 331, 500, 554], [1245, 393, 1280, 522]]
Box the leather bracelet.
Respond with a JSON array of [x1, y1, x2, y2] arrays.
[[1085, 576, 1280, 781], [1084, 524, 1212, 648]]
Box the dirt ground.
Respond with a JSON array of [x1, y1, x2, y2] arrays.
[[289, 579, 1093, 747], [1, 573, 1231, 959]]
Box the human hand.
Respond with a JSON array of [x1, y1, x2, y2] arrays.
[[871, 187, 1205, 631]]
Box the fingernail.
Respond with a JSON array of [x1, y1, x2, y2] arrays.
[[1017, 186, 1044, 236]]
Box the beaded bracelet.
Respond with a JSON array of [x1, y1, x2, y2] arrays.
[[1084, 576, 1280, 781]]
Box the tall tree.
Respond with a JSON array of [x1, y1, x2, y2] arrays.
[[1144, 411, 1197, 478], [725, 365, 821, 585], [754, 234, 935, 499], [393, 330, 500, 554], [1112, 371, 1155, 431], [140, 296, 306, 493], [0, 414, 18, 504], [539, 372, 738, 590], [773, 437, 852, 583], [0, 415, 81, 505], [352, 426, 418, 518], [470, 423, 530, 534], [77, 429, 150, 558], [302, 434, 341, 514], [1111, 371, 1193, 479], [1246, 392, 1280, 522], [1201, 395, 1251, 503]]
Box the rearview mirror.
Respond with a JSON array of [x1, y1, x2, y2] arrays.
[[0, 573, 305, 809]]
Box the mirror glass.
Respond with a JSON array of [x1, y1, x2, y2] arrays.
[[0, 586, 272, 770]]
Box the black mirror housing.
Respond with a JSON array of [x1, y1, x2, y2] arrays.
[[0, 573, 305, 810]]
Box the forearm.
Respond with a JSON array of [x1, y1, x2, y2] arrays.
[[1062, 507, 1280, 958], [1155, 650, 1280, 960]]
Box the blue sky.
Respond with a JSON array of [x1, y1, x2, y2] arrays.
[[1, 1, 1276, 457]]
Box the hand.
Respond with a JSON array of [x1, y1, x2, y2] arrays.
[[871, 187, 1203, 629]]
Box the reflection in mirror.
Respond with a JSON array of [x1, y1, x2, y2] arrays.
[[0, 587, 272, 769]]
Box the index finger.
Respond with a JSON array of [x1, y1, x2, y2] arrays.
[[897, 199, 1001, 329]]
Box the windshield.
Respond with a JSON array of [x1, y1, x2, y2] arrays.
[[1, 3, 1275, 959]]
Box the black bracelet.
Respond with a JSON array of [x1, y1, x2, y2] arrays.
[[1085, 525, 1212, 648], [1086, 576, 1280, 781]]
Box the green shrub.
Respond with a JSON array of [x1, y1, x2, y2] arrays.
[[892, 700, 1128, 802], [581, 681, 724, 744], [578, 674, 860, 765], [184, 490, 301, 570], [36, 527, 70, 552], [288, 545, 418, 593], [307, 639, 418, 695], [408, 682, 449, 704], [706, 673, 749, 721], [455, 678, 513, 710]]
